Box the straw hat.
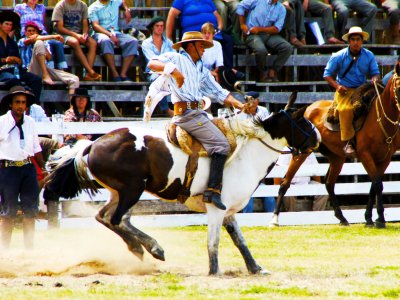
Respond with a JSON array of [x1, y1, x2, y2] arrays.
[[172, 31, 213, 50], [342, 26, 369, 42]]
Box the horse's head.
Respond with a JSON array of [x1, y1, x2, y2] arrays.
[[256, 91, 321, 153], [390, 63, 400, 108]]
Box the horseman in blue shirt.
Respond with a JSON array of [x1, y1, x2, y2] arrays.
[[323, 26, 380, 156], [148, 31, 244, 210]]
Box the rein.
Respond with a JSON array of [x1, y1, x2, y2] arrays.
[[373, 77, 400, 158]]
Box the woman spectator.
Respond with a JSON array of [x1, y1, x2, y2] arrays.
[[166, 0, 235, 70], [14, 0, 67, 70], [201, 22, 244, 87], [63, 88, 102, 145]]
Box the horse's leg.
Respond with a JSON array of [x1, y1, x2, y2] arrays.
[[364, 183, 376, 227], [360, 157, 388, 228], [207, 209, 225, 275], [113, 188, 165, 261], [270, 152, 309, 227], [223, 215, 269, 275], [325, 157, 349, 225], [95, 192, 145, 260]]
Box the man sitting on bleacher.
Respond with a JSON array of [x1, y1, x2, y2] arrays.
[[52, 0, 102, 81], [88, 0, 138, 82]]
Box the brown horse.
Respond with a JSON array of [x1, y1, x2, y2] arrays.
[[270, 65, 400, 228], [45, 95, 321, 275]]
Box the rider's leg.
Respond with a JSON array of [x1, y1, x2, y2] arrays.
[[203, 152, 228, 210]]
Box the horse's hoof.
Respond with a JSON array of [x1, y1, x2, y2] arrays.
[[150, 246, 165, 261], [269, 222, 279, 228], [375, 221, 386, 229], [365, 222, 374, 228], [339, 221, 350, 226], [257, 269, 271, 275]]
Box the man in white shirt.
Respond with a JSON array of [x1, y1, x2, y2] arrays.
[[0, 86, 44, 249]]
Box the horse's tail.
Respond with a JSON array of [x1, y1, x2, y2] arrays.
[[45, 140, 98, 199]]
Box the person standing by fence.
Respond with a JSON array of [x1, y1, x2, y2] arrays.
[[0, 86, 44, 250]]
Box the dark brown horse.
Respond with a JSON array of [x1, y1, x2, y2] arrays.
[[270, 64, 400, 228], [45, 95, 321, 275]]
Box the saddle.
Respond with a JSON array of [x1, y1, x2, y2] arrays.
[[166, 118, 237, 204], [324, 82, 383, 132]]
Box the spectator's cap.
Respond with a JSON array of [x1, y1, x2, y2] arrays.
[[1, 86, 36, 108], [0, 10, 20, 30], [146, 16, 165, 31], [201, 96, 211, 111], [245, 91, 259, 101], [25, 21, 42, 34], [70, 88, 91, 106], [342, 26, 369, 42], [172, 31, 213, 50]]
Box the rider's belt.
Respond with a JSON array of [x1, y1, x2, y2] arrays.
[[174, 101, 201, 116], [0, 158, 31, 168]]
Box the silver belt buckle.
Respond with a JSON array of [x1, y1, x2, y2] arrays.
[[187, 102, 191, 110]]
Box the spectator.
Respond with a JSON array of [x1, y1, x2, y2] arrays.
[[323, 26, 380, 156], [328, 0, 377, 40], [0, 86, 44, 249], [166, 0, 235, 70], [52, 0, 102, 81], [0, 11, 42, 102], [212, 0, 241, 44], [242, 197, 276, 213], [88, 0, 139, 82], [273, 148, 329, 212], [303, 0, 344, 44], [14, 0, 68, 70], [201, 22, 244, 86], [18, 21, 79, 95], [281, 0, 307, 48], [382, 0, 400, 44], [142, 16, 174, 117], [237, 0, 293, 82], [63, 88, 102, 144]]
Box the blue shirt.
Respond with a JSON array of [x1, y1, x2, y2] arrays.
[[323, 47, 380, 88], [142, 35, 175, 80], [236, 0, 286, 32], [153, 51, 230, 104], [172, 0, 218, 33], [88, 0, 122, 31]]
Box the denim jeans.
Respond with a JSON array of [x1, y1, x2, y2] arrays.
[[0, 164, 39, 218], [47, 39, 67, 69]]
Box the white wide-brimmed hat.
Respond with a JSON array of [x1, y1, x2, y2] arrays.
[[172, 31, 213, 50], [342, 26, 369, 42]]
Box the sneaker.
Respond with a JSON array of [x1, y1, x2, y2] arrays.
[[113, 77, 122, 82], [120, 77, 133, 82]]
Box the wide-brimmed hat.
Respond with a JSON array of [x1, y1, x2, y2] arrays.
[[146, 16, 165, 31], [0, 86, 36, 108], [25, 21, 42, 34], [172, 31, 213, 50], [70, 88, 91, 105], [0, 10, 20, 31], [342, 26, 369, 42], [218, 67, 237, 91]]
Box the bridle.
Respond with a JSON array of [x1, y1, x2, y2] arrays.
[[373, 75, 400, 157], [257, 109, 318, 155]]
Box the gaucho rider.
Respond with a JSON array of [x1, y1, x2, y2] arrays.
[[148, 31, 244, 210], [323, 26, 380, 156]]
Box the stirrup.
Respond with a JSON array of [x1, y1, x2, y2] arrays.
[[203, 188, 226, 210]]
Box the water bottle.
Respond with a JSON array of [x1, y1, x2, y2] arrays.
[[13, 64, 20, 79]]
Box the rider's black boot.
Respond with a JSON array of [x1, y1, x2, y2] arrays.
[[203, 153, 227, 210]]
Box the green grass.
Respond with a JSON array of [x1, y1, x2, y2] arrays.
[[1, 223, 400, 299]]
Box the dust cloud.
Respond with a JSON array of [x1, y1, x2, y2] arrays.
[[0, 226, 160, 278]]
